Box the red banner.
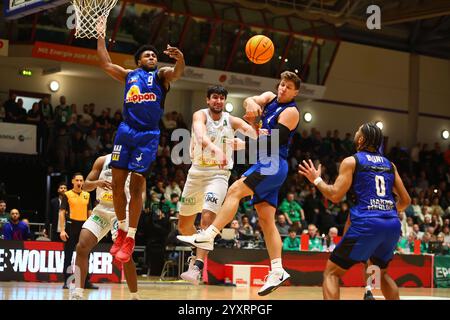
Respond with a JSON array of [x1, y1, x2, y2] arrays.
[[206, 248, 433, 287], [0, 240, 122, 283]]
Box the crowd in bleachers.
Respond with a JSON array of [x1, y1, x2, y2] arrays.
[[1, 93, 450, 256]]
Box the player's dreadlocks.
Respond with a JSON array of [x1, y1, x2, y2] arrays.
[[360, 122, 383, 153]]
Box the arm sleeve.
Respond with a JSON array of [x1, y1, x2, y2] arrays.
[[258, 123, 291, 154]]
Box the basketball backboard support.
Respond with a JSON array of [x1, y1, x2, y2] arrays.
[[3, 0, 69, 20]]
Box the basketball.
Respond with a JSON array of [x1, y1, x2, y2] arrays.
[[245, 35, 274, 64]]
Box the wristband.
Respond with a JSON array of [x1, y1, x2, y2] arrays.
[[313, 177, 323, 186]]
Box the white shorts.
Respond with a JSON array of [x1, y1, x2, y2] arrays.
[[179, 167, 230, 216], [82, 203, 128, 242]]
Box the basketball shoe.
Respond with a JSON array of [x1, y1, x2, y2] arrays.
[[177, 231, 214, 251], [110, 229, 126, 256], [180, 256, 201, 285], [258, 269, 290, 296], [116, 237, 135, 263]]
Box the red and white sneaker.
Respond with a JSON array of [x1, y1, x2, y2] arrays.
[[110, 229, 127, 257], [116, 237, 135, 263]]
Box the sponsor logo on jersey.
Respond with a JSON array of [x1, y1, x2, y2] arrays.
[[136, 153, 143, 162], [91, 214, 109, 228], [100, 192, 113, 203], [128, 77, 138, 84], [205, 192, 218, 204], [112, 145, 122, 161], [126, 85, 157, 104], [180, 196, 196, 205]]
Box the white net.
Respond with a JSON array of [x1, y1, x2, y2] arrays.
[[72, 0, 119, 39]]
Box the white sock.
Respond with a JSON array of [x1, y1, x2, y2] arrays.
[[127, 227, 137, 239], [365, 285, 372, 292], [74, 288, 84, 297], [271, 258, 283, 272], [205, 225, 220, 239], [129, 292, 140, 300], [118, 220, 127, 232]]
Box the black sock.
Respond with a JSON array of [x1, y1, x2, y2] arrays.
[[194, 260, 204, 270]]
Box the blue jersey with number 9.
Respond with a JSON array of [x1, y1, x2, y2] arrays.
[[350, 151, 397, 221]]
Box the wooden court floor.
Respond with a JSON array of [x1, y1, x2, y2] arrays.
[[1, 278, 450, 300]]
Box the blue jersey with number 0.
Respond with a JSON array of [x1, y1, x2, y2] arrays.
[[350, 151, 397, 221]]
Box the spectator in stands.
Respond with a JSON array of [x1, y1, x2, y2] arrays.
[[71, 130, 87, 172], [162, 193, 180, 217], [15, 98, 28, 123], [431, 213, 443, 234], [111, 110, 123, 130], [27, 102, 42, 124], [399, 211, 408, 237], [85, 129, 103, 157], [78, 104, 94, 134], [421, 232, 431, 253], [275, 214, 290, 237], [431, 197, 444, 217], [405, 197, 423, 223], [412, 224, 424, 240], [4, 92, 19, 122], [39, 96, 53, 122], [307, 224, 323, 252], [324, 227, 339, 252], [0, 199, 9, 239], [157, 135, 171, 157], [278, 192, 304, 232], [150, 180, 166, 202], [2, 208, 32, 240], [88, 103, 96, 121], [239, 215, 254, 237], [54, 126, 72, 172], [396, 232, 415, 254], [303, 186, 325, 227], [101, 131, 114, 154], [49, 182, 67, 241], [95, 108, 112, 136], [443, 226, 450, 244], [54, 96, 71, 128], [164, 180, 181, 200], [282, 227, 300, 251]]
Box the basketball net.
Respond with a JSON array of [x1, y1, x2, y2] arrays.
[[72, 0, 118, 39]]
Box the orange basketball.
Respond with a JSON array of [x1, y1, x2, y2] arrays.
[[245, 35, 274, 64]]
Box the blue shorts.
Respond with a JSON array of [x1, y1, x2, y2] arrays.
[[330, 217, 401, 269], [242, 157, 288, 208], [110, 122, 159, 175]]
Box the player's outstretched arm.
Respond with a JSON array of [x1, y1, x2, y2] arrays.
[[159, 45, 185, 88], [391, 163, 411, 212], [83, 155, 111, 192], [230, 116, 258, 139], [299, 157, 355, 204], [192, 110, 227, 166], [96, 18, 131, 83]]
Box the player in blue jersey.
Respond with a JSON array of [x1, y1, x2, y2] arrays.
[[299, 122, 411, 300], [178, 71, 301, 296], [97, 32, 185, 263]]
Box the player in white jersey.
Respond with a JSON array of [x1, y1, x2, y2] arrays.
[[70, 154, 142, 300], [178, 85, 258, 284]]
